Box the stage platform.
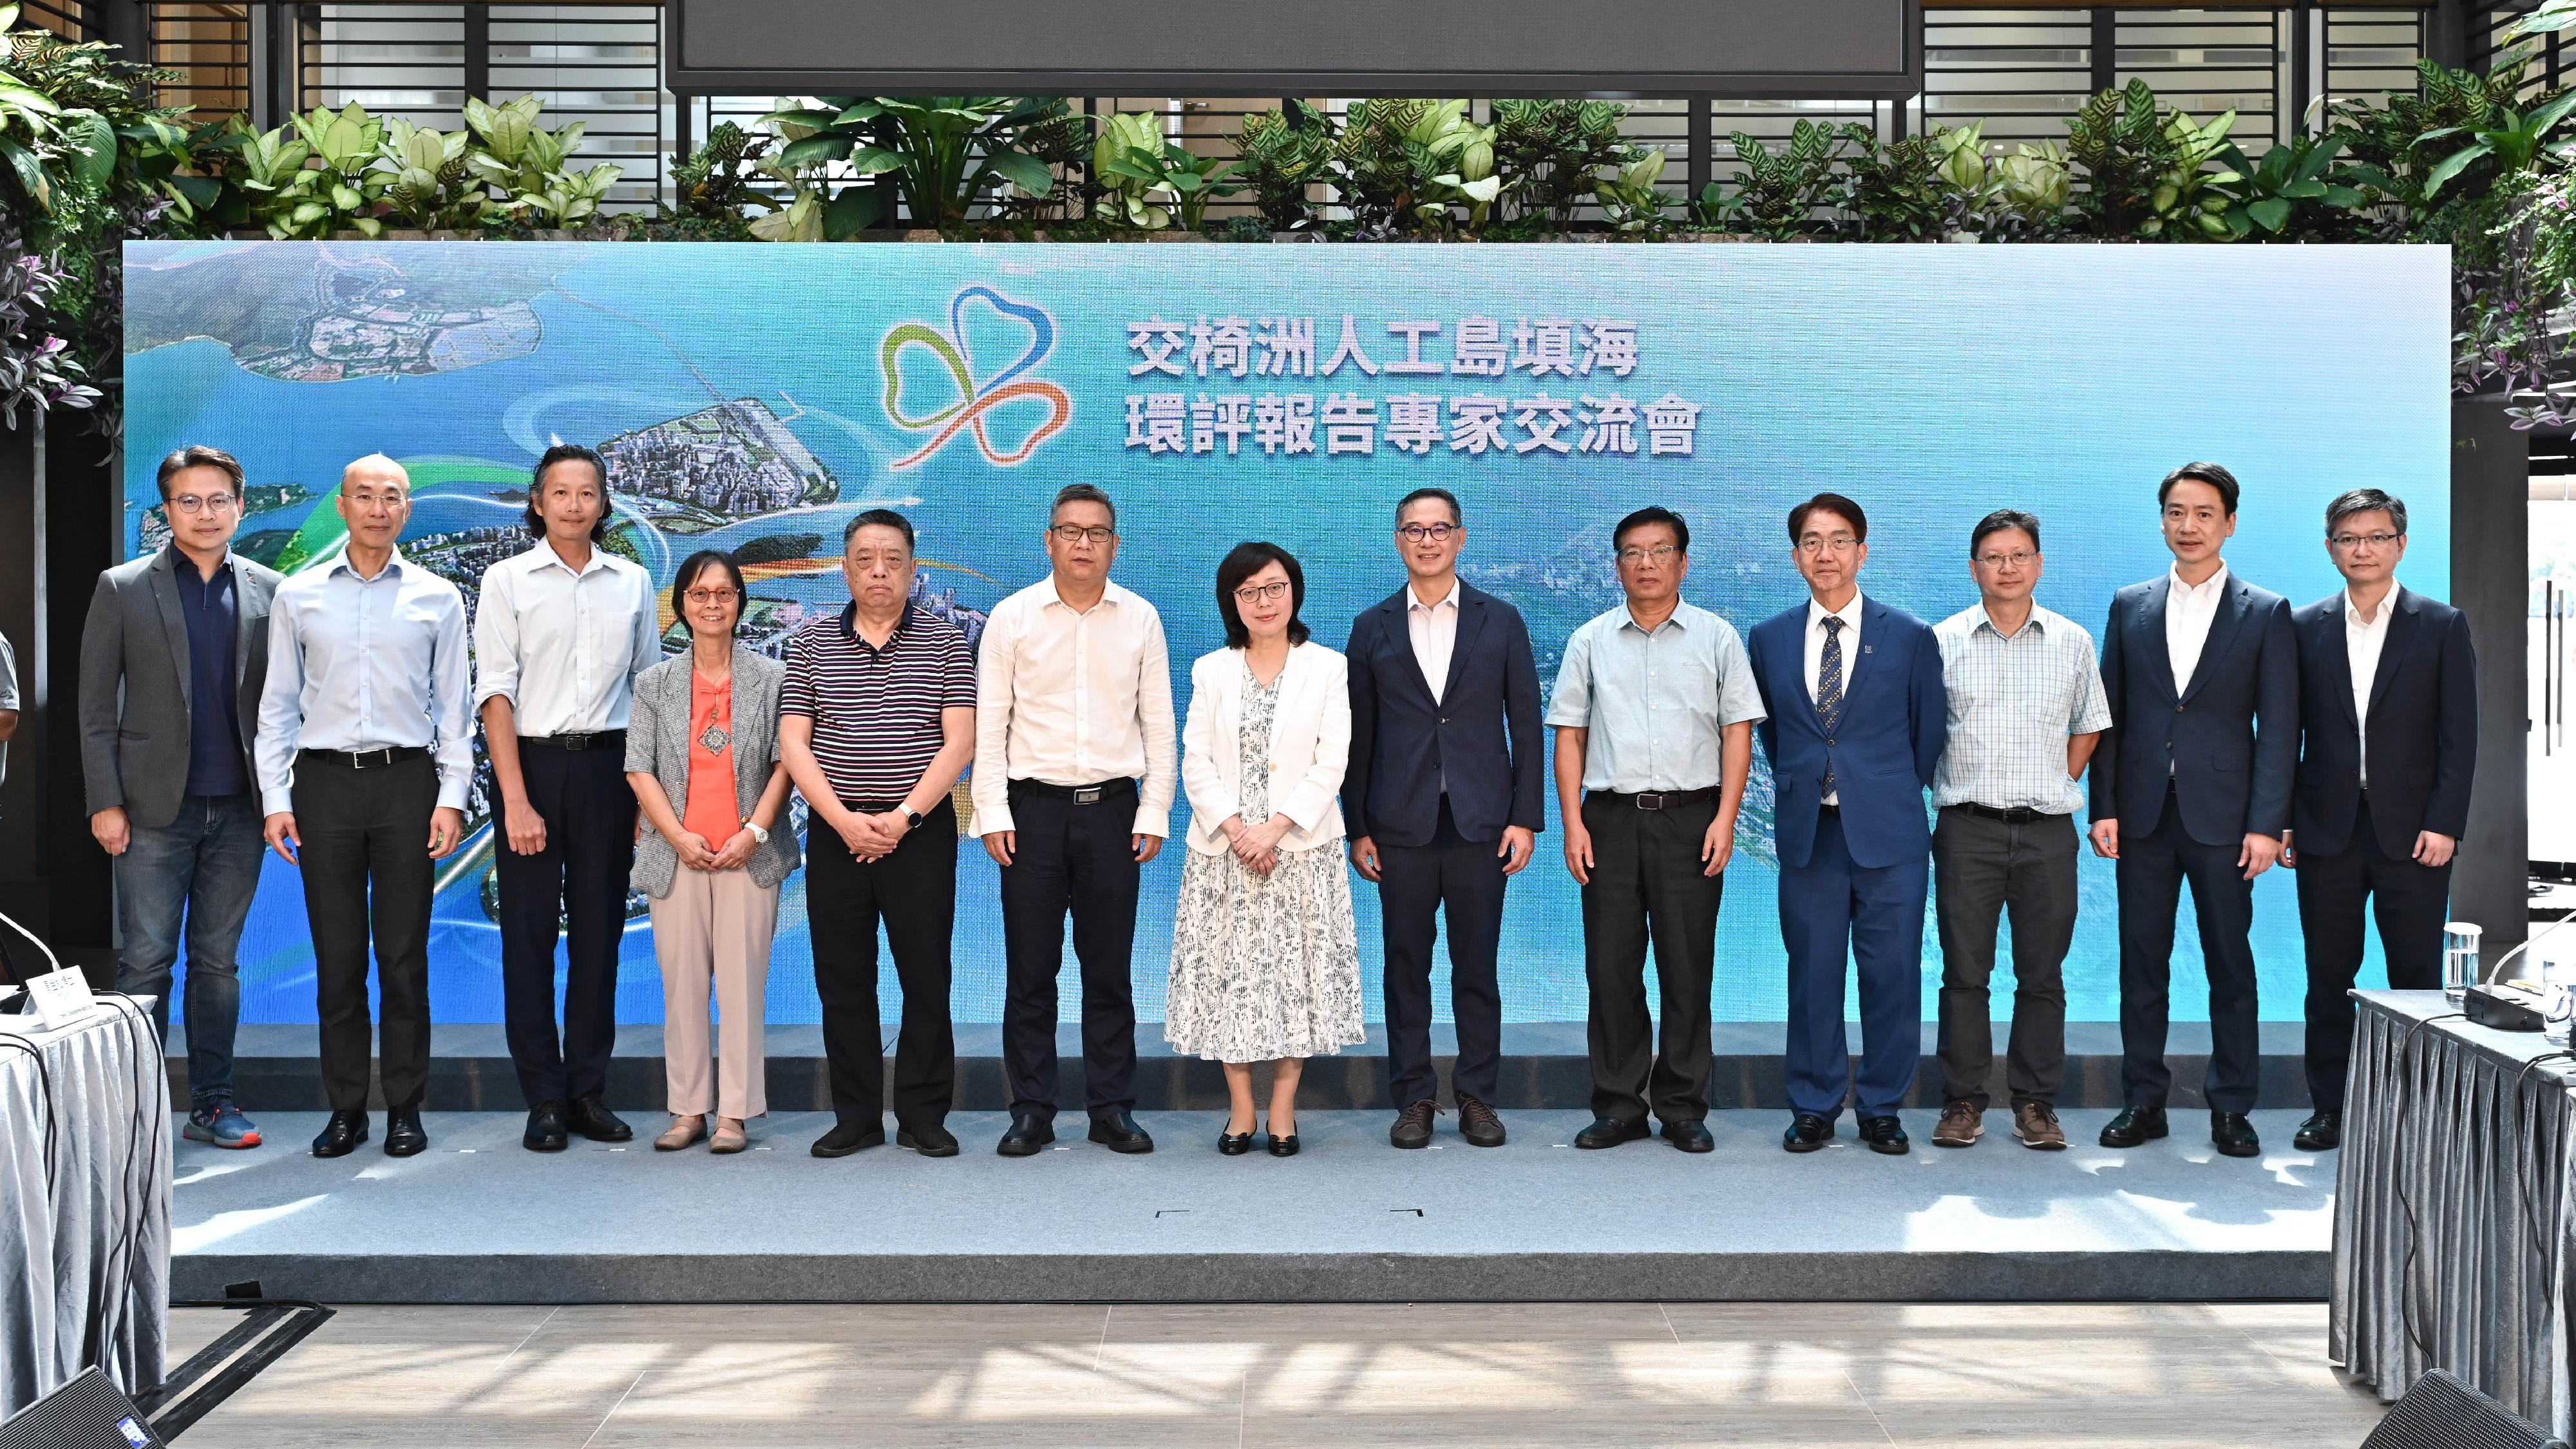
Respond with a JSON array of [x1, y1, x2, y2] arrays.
[[174, 1021, 2315, 1112], [169, 1108, 2333, 1305]]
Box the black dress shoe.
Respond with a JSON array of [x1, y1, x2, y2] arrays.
[[524, 1101, 569, 1153], [383, 1106, 428, 1157], [811, 1119, 884, 1157], [567, 1095, 632, 1142], [996, 1113, 1056, 1157], [897, 1122, 959, 1157], [2294, 1110, 2342, 1151], [1782, 1113, 1832, 1153], [311, 1110, 368, 1158], [1858, 1115, 1910, 1155], [1390, 1099, 1438, 1150], [2098, 1104, 2168, 1148], [1267, 1133, 1300, 1157], [1575, 1117, 1650, 1150], [1662, 1119, 1715, 1153], [1218, 1129, 1255, 1156], [2211, 1110, 2262, 1159], [1088, 1112, 1155, 1153], [1455, 1094, 1506, 1148]]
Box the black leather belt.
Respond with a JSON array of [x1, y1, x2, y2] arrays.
[[299, 746, 427, 770], [1594, 788, 1719, 811], [521, 730, 625, 752], [1958, 803, 2061, 824], [1012, 777, 1136, 806], [1817, 802, 1840, 817]]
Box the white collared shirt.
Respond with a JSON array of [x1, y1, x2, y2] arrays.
[[471, 541, 661, 737], [1406, 577, 1462, 705], [2163, 562, 2231, 696], [256, 549, 473, 814], [971, 574, 1178, 840], [2346, 586, 2394, 787], [1803, 592, 1864, 805]]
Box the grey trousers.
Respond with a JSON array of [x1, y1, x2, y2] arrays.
[[1931, 806, 2077, 1108]]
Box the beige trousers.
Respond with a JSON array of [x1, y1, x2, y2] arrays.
[[650, 867, 778, 1119]]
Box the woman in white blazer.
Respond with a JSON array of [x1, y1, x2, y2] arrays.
[[1166, 542, 1365, 1157]]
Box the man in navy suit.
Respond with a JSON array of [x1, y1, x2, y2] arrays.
[[2283, 488, 2475, 1151], [2090, 462, 2297, 1159], [1746, 493, 1947, 1155], [1345, 488, 1544, 1150]]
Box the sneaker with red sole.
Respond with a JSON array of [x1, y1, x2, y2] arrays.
[[184, 1103, 262, 1149]]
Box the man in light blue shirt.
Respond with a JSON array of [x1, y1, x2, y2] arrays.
[[1928, 508, 2110, 1152], [1547, 506, 1765, 1153], [257, 454, 471, 1161]]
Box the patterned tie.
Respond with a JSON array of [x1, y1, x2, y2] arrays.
[[1816, 616, 1846, 795]]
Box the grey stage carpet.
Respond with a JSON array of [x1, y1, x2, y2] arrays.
[[167, 1109, 2331, 1305]]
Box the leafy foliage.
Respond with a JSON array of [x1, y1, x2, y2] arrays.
[[1331, 99, 1500, 235], [1713, 122, 1851, 240], [760, 95, 1074, 231], [1490, 99, 1630, 229], [2065, 79, 2180, 238], [1231, 105, 1334, 232]]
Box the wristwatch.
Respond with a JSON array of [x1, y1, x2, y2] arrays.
[[896, 804, 923, 831], [741, 820, 770, 846]]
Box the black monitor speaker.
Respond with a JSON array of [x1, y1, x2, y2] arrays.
[[0, 1369, 167, 1449], [2360, 1370, 2566, 1449]]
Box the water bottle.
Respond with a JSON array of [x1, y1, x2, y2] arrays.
[[2443, 922, 2482, 1002], [2544, 952, 2576, 1045]]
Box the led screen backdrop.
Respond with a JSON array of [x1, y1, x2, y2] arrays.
[[123, 240, 2451, 1027]]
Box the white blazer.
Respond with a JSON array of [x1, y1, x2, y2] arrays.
[[1181, 641, 1350, 855]]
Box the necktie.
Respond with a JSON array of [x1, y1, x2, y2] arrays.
[[1817, 615, 1845, 795]]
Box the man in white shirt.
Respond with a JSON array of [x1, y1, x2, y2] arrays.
[[2283, 488, 2476, 1151], [974, 483, 1176, 1157], [2088, 462, 2297, 1160], [473, 443, 660, 1153]]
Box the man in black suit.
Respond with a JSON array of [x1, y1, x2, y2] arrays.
[[2283, 488, 2475, 1151], [2090, 462, 2298, 1159], [1345, 487, 1544, 1150]]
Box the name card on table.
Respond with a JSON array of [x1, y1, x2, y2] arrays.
[[24, 966, 97, 1031]]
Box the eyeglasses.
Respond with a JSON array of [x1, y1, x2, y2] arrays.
[[1795, 534, 1860, 556], [167, 494, 240, 515], [1233, 580, 1293, 605], [1398, 523, 1459, 544], [684, 587, 741, 605], [1050, 524, 1116, 545], [1615, 544, 1680, 565], [1973, 550, 2038, 569], [2329, 531, 2401, 550]]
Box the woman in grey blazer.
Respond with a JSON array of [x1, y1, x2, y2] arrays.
[[624, 551, 798, 1153]]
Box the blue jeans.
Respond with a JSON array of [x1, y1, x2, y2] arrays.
[[114, 793, 265, 1108]]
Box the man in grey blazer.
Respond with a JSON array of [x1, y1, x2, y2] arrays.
[[80, 445, 282, 1150]]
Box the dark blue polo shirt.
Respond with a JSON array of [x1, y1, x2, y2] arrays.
[[169, 548, 249, 799]]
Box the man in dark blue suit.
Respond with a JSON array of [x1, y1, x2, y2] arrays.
[[1746, 493, 1947, 1155], [1345, 488, 1544, 1150], [2089, 462, 2297, 1159], [2283, 488, 2475, 1151]]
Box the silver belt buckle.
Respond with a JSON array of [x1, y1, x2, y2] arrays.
[[1074, 786, 1104, 805], [1636, 793, 1666, 810], [352, 748, 394, 769]]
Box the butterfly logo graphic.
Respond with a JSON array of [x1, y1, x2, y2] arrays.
[[880, 285, 1074, 469]]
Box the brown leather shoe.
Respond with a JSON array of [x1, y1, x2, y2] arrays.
[[1390, 1098, 1439, 1149], [1932, 1100, 1983, 1148], [2013, 1101, 2067, 1151], [1456, 1094, 1506, 1148]]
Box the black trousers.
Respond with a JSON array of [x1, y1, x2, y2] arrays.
[[808, 795, 958, 1128], [1378, 797, 1506, 1109], [2116, 785, 2262, 1113], [292, 753, 436, 1112], [2296, 795, 2450, 1112], [1580, 794, 1721, 1125], [493, 741, 636, 1106], [998, 781, 1140, 1121], [1933, 807, 2078, 1109]]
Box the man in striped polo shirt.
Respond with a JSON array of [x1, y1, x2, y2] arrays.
[[779, 509, 978, 1159], [1928, 508, 2110, 1152]]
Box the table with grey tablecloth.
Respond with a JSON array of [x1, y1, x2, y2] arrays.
[[0, 992, 171, 1419], [2330, 989, 2576, 1435]]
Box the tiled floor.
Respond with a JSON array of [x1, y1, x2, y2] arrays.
[[165, 1300, 2386, 1447]]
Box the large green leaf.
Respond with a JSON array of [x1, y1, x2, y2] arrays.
[[986, 149, 1054, 197], [823, 183, 886, 239], [2422, 138, 2492, 198], [62, 111, 115, 185], [1, 137, 49, 211], [844, 146, 905, 176], [777, 134, 850, 168], [2247, 197, 2292, 232]]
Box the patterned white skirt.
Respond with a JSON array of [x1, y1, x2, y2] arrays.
[[1163, 840, 1366, 1063]]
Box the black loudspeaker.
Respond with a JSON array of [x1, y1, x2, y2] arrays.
[[0, 1369, 167, 1449], [2360, 1370, 2568, 1449]]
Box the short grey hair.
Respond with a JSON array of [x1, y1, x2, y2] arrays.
[[1052, 482, 1115, 527], [2325, 488, 2407, 537]]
